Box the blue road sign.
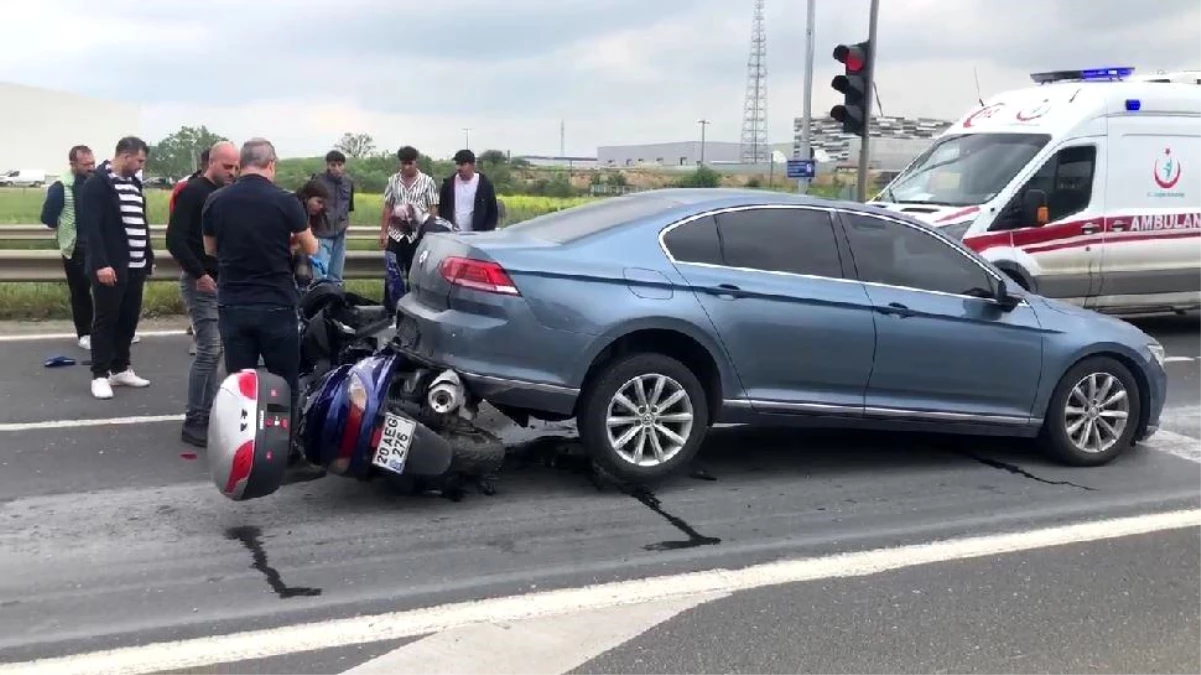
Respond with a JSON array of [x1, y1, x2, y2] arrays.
[[787, 159, 816, 179]]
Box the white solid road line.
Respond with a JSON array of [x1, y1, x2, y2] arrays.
[[2, 508, 1198, 675], [0, 415, 184, 433], [343, 594, 723, 675], [0, 329, 187, 343], [1165, 355, 1200, 363]]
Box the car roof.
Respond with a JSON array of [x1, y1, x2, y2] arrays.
[[627, 187, 928, 229]]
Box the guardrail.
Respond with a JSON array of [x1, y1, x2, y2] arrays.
[[0, 224, 379, 242], [0, 248, 387, 282]]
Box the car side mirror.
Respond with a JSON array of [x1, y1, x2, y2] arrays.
[[1022, 189, 1050, 226], [994, 278, 1021, 311]]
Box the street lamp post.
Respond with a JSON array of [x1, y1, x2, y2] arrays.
[[799, 0, 816, 193], [462, 128, 471, 149], [856, 0, 880, 202], [697, 119, 710, 165]]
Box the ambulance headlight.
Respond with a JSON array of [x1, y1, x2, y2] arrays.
[[939, 221, 972, 240]]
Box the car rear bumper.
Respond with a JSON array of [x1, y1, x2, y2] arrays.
[[394, 296, 583, 416]]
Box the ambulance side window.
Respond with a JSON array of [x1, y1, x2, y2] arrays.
[[994, 145, 1097, 230]]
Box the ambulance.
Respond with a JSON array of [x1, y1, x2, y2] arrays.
[[870, 67, 1201, 315]]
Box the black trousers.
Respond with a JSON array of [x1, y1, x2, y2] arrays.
[[218, 305, 301, 422], [91, 267, 146, 378], [61, 246, 93, 338]]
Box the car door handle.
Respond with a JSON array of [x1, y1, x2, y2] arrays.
[[877, 302, 915, 318], [709, 283, 744, 300]]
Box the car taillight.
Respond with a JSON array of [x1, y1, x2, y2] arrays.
[[439, 256, 520, 295]]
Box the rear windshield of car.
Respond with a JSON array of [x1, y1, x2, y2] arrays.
[[504, 195, 682, 243]]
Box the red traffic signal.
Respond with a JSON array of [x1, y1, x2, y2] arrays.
[[830, 39, 872, 138], [833, 42, 869, 74]]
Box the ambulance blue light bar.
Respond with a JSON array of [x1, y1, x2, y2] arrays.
[[1030, 67, 1135, 84]]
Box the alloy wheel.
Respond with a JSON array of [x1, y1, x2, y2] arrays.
[[605, 373, 695, 467], [1063, 372, 1130, 454]]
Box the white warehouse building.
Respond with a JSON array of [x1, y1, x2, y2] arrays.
[[0, 81, 142, 179]]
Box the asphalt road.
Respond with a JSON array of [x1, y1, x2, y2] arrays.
[[0, 314, 1197, 673]]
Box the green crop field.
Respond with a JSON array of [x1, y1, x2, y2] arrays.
[[0, 186, 593, 227]]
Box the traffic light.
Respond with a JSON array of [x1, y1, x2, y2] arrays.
[[830, 41, 871, 137]]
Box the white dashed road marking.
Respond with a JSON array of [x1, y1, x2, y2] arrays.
[[0, 330, 187, 343], [0, 415, 185, 433]]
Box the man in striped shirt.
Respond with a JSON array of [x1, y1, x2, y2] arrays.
[[378, 145, 438, 311], [78, 136, 154, 400]]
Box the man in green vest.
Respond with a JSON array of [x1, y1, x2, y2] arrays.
[[40, 145, 96, 349]]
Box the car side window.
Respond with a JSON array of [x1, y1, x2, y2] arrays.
[[662, 215, 722, 265], [843, 213, 996, 297], [714, 208, 843, 278], [992, 145, 1097, 231]]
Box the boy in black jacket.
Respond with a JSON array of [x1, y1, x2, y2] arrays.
[[78, 136, 154, 400], [437, 149, 499, 232]]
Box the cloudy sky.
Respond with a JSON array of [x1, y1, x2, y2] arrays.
[[2, 0, 1198, 159]]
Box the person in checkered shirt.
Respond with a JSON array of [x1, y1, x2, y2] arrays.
[[378, 145, 438, 311]]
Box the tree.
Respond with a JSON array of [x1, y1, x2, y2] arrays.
[[479, 149, 507, 166], [676, 165, 721, 188], [146, 125, 227, 179], [334, 132, 376, 159]]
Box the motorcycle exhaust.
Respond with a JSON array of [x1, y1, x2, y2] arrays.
[[427, 369, 465, 414]]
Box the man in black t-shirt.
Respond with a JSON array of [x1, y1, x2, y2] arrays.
[[167, 141, 239, 447], [202, 138, 317, 444]]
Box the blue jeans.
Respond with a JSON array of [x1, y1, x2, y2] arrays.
[[383, 249, 408, 314], [316, 231, 347, 284], [180, 274, 222, 423]]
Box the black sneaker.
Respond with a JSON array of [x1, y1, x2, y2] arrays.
[[181, 421, 208, 448]]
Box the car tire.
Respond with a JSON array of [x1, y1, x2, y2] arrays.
[[577, 352, 709, 484], [1039, 356, 1142, 466]]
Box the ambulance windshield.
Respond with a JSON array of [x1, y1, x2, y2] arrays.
[[879, 133, 1051, 207]]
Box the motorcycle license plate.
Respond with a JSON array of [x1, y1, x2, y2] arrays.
[[372, 413, 417, 475]]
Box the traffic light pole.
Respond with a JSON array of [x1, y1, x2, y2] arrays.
[[798, 0, 815, 194], [856, 0, 880, 202]]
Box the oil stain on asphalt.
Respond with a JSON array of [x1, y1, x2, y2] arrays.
[[225, 525, 323, 599], [507, 435, 722, 552]]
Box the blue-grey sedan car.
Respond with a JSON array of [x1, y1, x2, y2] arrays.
[[395, 189, 1168, 483]]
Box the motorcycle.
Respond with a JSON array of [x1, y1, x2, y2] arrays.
[[208, 210, 505, 502]]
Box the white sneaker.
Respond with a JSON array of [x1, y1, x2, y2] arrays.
[[131, 334, 142, 344], [91, 378, 113, 399], [109, 369, 150, 388], [78, 335, 91, 350]]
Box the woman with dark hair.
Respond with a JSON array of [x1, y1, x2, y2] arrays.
[[294, 179, 331, 285]]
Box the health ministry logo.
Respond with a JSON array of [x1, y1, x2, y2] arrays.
[[1153, 148, 1182, 190]]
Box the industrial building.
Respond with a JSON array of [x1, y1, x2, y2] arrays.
[[515, 155, 599, 169], [597, 141, 794, 169], [792, 114, 952, 171], [0, 82, 142, 179]]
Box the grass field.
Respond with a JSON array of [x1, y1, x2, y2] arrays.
[[0, 279, 386, 321], [0, 186, 593, 227], [0, 187, 590, 319]]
